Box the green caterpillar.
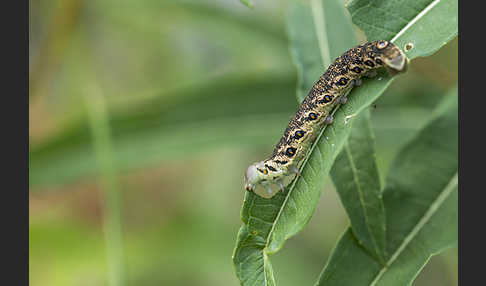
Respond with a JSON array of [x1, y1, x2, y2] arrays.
[[244, 40, 408, 196]]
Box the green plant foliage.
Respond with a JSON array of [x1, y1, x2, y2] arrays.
[[347, 0, 458, 59], [29, 73, 297, 188], [330, 109, 386, 262], [29, 1, 457, 285], [29, 0, 294, 188], [316, 87, 457, 285], [232, 0, 457, 285], [240, 0, 255, 9], [287, 0, 357, 102], [232, 63, 394, 286]]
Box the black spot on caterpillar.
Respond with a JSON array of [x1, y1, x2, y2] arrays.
[[244, 40, 408, 196]]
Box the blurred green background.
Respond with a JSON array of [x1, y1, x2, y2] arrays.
[[29, 0, 458, 285]]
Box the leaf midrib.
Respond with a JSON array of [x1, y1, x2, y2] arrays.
[[390, 0, 441, 43]]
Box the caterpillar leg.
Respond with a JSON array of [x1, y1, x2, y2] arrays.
[[324, 115, 334, 124], [290, 166, 302, 176], [365, 70, 377, 78], [353, 79, 362, 86], [339, 96, 348, 104], [276, 180, 285, 192]]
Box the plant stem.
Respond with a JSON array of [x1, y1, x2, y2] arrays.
[[85, 85, 125, 286]]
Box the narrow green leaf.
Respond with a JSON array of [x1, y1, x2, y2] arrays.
[[330, 109, 386, 262], [316, 88, 458, 286], [84, 85, 126, 286], [29, 73, 297, 188], [287, 0, 357, 102], [347, 0, 458, 59]]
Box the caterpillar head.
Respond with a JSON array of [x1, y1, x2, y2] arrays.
[[244, 161, 267, 192], [375, 40, 409, 75]]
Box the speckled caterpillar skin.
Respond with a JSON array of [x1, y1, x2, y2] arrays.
[[244, 40, 408, 195]]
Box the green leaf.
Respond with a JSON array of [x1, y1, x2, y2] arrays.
[[316, 87, 458, 286], [347, 0, 458, 59], [287, 0, 357, 102], [330, 109, 386, 262]]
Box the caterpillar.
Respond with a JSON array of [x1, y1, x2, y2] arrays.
[[244, 40, 408, 196]]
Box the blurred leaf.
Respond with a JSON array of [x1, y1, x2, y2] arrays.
[[330, 109, 386, 262], [347, 0, 458, 59], [29, 0, 83, 98], [239, 0, 254, 9], [316, 87, 457, 285], [98, 0, 287, 44], [287, 0, 357, 102], [29, 72, 297, 189], [90, 0, 291, 96]]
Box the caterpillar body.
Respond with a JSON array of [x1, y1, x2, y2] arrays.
[[244, 40, 408, 196]]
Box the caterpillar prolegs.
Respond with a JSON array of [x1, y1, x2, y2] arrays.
[[244, 40, 408, 196]]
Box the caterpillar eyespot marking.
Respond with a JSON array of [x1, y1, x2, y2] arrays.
[[257, 168, 268, 175], [307, 112, 319, 121], [364, 60, 375, 67], [319, 95, 334, 104], [336, 77, 349, 86], [244, 40, 409, 196], [352, 66, 363, 73], [294, 130, 305, 139], [285, 147, 297, 157]]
